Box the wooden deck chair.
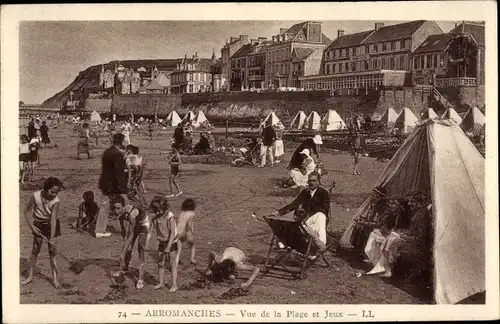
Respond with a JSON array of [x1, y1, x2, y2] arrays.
[[262, 215, 330, 280]]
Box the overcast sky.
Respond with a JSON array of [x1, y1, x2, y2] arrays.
[[20, 20, 456, 104]]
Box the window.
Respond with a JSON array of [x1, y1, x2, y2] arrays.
[[365, 61, 369, 71], [327, 64, 331, 74], [355, 47, 360, 55], [420, 56, 425, 69], [381, 58, 386, 69], [414, 56, 419, 69], [382, 43, 387, 51], [439, 55, 445, 67], [189, 84, 194, 93], [421, 41, 428, 48], [405, 39, 411, 49], [391, 41, 397, 51], [432, 40, 440, 46], [390, 58, 395, 69], [189, 73, 193, 81], [400, 40, 405, 49], [373, 59, 378, 69], [339, 63, 343, 72], [365, 46, 370, 54], [426, 54, 432, 68], [341, 49, 346, 57], [352, 62, 356, 71], [345, 62, 349, 72], [433, 55, 438, 68], [332, 64, 336, 73], [400, 56, 405, 70], [378, 43, 383, 52], [336, 49, 340, 57], [200, 73, 205, 82]]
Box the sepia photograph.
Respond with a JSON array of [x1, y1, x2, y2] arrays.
[[2, 2, 498, 323]]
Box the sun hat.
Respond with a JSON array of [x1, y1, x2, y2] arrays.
[[299, 148, 310, 156], [312, 134, 323, 145]]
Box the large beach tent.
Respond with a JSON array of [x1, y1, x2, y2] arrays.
[[192, 110, 211, 128], [461, 106, 485, 136], [165, 110, 182, 127], [321, 109, 346, 131], [182, 110, 196, 123], [90, 110, 102, 122], [441, 108, 463, 124], [380, 107, 399, 128], [340, 119, 485, 304], [305, 111, 322, 130], [420, 108, 438, 120], [261, 111, 284, 129], [290, 111, 307, 129], [392, 107, 418, 134]]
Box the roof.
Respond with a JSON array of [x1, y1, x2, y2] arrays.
[[363, 20, 427, 44], [292, 48, 316, 62], [327, 30, 374, 49], [172, 58, 214, 73], [232, 44, 254, 59], [449, 21, 485, 46], [413, 33, 449, 54], [277, 21, 331, 45]]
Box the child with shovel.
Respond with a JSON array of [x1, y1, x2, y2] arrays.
[[21, 177, 64, 288]]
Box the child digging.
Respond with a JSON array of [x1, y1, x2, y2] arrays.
[[21, 177, 64, 288], [111, 195, 150, 289], [71, 191, 99, 232], [149, 196, 181, 292]]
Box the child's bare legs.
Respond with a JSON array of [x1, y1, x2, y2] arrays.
[[169, 250, 179, 292], [136, 233, 147, 289], [186, 231, 196, 264], [169, 175, 180, 195], [154, 252, 166, 289], [48, 243, 60, 288], [140, 181, 147, 194], [21, 236, 43, 285]]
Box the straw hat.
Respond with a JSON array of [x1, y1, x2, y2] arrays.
[[299, 148, 311, 156], [313, 134, 323, 145]]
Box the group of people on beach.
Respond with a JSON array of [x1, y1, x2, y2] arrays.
[[21, 120, 261, 292]]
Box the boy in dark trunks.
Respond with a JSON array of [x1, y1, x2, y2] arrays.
[[110, 195, 150, 289]]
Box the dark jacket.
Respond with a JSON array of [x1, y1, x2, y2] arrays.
[[278, 186, 330, 219], [174, 126, 184, 145], [98, 146, 128, 195], [288, 138, 319, 170], [261, 126, 276, 146]]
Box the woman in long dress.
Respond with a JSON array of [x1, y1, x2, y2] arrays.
[[77, 123, 91, 159], [273, 127, 284, 163]]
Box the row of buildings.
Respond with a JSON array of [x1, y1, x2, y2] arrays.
[[97, 20, 484, 96], [221, 20, 485, 93]]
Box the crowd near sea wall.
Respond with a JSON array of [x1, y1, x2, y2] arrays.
[[108, 88, 443, 125]]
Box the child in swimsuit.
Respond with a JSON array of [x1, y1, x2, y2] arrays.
[[21, 177, 64, 288], [19, 134, 30, 183], [71, 191, 99, 232], [166, 145, 182, 197], [149, 196, 181, 292], [111, 195, 150, 289]]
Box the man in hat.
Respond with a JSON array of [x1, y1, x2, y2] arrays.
[[350, 186, 388, 254], [287, 134, 322, 170]]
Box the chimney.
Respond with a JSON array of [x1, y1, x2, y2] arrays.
[[280, 28, 287, 34], [257, 37, 267, 44], [230, 37, 238, 43], [239, 35, 249, 43], [375, 22, 384, 30], [455, 22, 458, 28], [337, 30, 345, 38], [251, 38, 258, 45]]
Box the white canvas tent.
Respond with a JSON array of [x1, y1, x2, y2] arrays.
[[261, 112, 284, 129], [290, 111, 307, 129], [182, 110, 196, 123], [380, 107, 399, 129], [165, 110, 182, 127], [392, 108, 418, 134], [461, 107, 485, 136], [339, 119, 485, 304], [321, 109, 346, 131], [441, 108, 463, 124], [90, 110, 102, 122], [305, 111, 321, 130], [192, 110, 211, 128], [420, 108, 438, 120]]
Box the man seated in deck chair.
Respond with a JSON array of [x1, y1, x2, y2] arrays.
[[271, 172, 330, 252]]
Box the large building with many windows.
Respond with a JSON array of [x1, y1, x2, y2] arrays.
[[299, 20, 443, 93], [265, 21, 331, 89], [220, 35, 250, 89], [170, 53, 220, 94], [229, 38, 269, 91]]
